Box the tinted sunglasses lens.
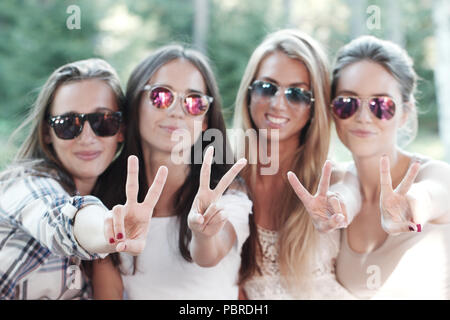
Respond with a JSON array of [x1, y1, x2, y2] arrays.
[[184, 95, 209, 116], [88, 113, 121, 137], [332, 97, 359, 119], [52, 115, 81, 139], [150, 87, 174, 109], [369, 97, 396, 120], [286, 88, 312, 105], [251, 81, 277, 97]]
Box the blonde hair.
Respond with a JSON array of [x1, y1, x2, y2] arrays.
[[234, 29, 332, 296]]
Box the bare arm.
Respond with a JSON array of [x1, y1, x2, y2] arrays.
[[91, 256, 123, 300], [190, 220, 237, 267], [409, 160, 450, 225], [188, 146, 247, 267]]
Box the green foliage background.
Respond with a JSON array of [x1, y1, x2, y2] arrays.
[[0, 0, 442, 168]]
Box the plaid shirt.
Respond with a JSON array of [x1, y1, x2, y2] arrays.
[[0, 165, 107, 300]]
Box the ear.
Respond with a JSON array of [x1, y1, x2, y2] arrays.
[[117, 125, 125, 143], [400, 101, 413, 127]]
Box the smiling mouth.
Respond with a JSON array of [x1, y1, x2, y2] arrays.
[[74, 151, 101, 161], [265, 113, 289, 125], [349, 129, 375, 138], [159, 125, 181, 132]]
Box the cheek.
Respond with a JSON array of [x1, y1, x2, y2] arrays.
[[249, 102, 264, 123], [139, 106, 158, 138], [187, 118, 205, 142], [291, 107, 311, 127], [51, 139, 72, 164]]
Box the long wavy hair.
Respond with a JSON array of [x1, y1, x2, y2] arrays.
[[5, 58, 125, 191], [233, 29, 332, 295]]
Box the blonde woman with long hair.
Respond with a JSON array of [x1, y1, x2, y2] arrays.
[[234, 29, 359, 299]]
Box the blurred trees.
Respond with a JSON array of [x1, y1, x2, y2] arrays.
[[0, 0, 445, 167]]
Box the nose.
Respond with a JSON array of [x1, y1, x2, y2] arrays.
[[167, 95, 185, 118], [355, 99, 373, 123], [77, 120, 97, 143], [270, 90, 289, 111]]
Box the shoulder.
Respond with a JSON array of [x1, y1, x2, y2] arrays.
[[416, 157, 450, 181], [330, 160, 357, 185]]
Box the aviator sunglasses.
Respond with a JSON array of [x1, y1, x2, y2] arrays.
[[248, 80, 315, 107], [331, 96, 396, 120], [47, 111, 122, 140], [143, 85, 213, 116]]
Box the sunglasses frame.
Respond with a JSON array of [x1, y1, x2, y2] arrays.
[[330, 95, 396, 120], [142, 84, 213, 117], [47, 111, 123, 140], [248, 80, 315, 107]]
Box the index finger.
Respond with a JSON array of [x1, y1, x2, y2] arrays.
[[214, 158, 247, 197], [125, 155, 139, 204], [287, 171, 313, 205], [396, 160, 421, 195], [317, 160, 333, 197], [380, 155, 393, 195], [143, 166, 168, 211], [199, 146, 214, 190]]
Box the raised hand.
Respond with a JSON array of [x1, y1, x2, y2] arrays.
[[379, 155, 421, 234], [188, 146, 247, 238], [104, 155, 168, 255], [287, 160, 348, 233]]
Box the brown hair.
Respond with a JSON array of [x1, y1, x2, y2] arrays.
[[96, 45, 246, 273], [331, 35, 418, 146]]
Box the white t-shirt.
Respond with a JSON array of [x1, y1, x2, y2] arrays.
[[120, 191, 252, 300]]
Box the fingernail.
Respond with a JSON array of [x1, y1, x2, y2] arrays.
[[109, 238, 115, 244], [409, 226, 414, 232], [416, 224, 422, 232], [117, 233, 123, 240]]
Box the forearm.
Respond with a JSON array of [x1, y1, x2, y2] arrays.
[[73, 205, 115, 255], [189, 223, 235, 267], [409, 180, 449, 225], [92, 257, 123, 300]]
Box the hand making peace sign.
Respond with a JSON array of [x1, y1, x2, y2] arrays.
[[104, 155, 168, 255], [287, 160, 348, 233], [188, 146, 247, 238], [379, 155, 421, 234]]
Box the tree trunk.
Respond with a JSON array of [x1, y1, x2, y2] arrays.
[[193, 0, 209, 54], [432, 0, 450, 162]]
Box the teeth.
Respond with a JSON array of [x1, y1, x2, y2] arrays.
[[267, 115, 288, 124]]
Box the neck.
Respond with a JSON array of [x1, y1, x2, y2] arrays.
[[256, 135, 299, 184], [353, 148, 409, 202], [74, 177, 96, 196], [142, 146, 190, 217]]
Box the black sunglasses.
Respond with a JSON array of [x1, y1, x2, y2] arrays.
[[47, 111, 122, 140], [249, 80, 314, 107]]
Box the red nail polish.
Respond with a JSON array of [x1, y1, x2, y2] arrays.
[[416, 224, 422, 232], [409, 227, 414, 232], [117, 233, 123, 240], [109, 238, 115, 244]]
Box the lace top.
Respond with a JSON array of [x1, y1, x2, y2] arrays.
[[244, 226, 355, 300]]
